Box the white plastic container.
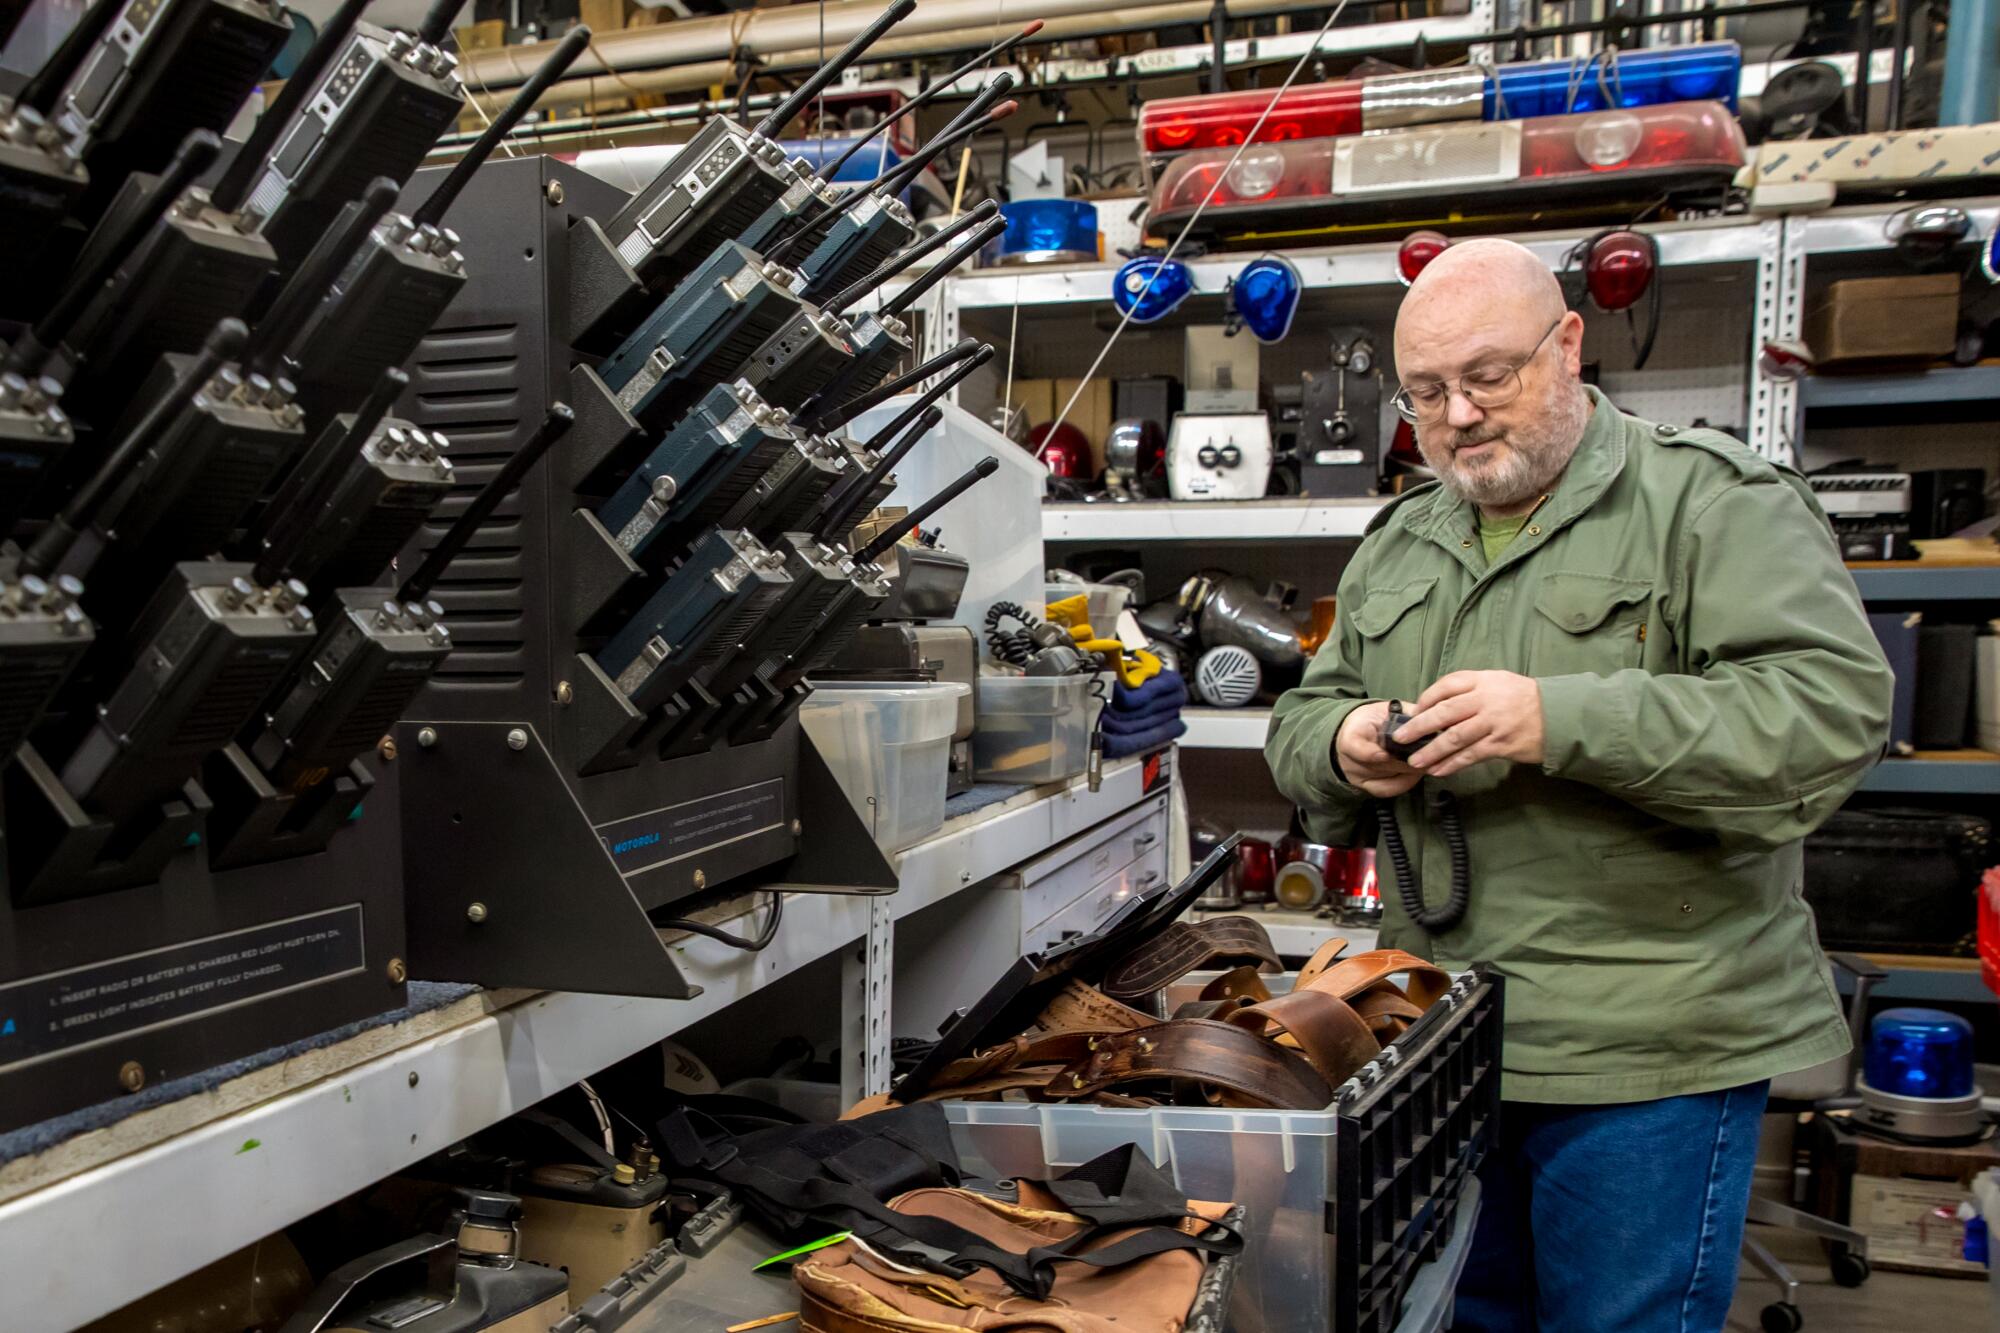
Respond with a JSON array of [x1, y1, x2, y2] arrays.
[[799, 681, 967, 852], [973, 674, 1093, 784]]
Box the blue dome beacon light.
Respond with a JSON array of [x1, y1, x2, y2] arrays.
[[1856, 1007, 1986, 1143], [1230, 255, 1303, 344], [1113, 255, 1196, 324]]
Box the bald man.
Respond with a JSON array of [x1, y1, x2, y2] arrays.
[[1267, 239, 1892, 1331]]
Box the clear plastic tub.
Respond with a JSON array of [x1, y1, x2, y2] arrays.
[[939, 971, 1501, 1333], [973, 674, 1093, 784], [799, 681, 968, 852]]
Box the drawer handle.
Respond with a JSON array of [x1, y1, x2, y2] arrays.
[[1132, 832, 1159, 850], [1134, 872, 1162, 890]]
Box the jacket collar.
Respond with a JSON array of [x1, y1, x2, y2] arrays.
[[1398, 386, 1627, 572]]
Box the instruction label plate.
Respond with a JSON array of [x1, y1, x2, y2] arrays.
[[0, 904, 367, 1071], [596, 778, 786, 879]]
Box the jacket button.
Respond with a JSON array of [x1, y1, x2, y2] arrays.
[[1656, 424, 1678, 437], [1460, 538, 1474, 548], [1680, 902, 1694, 914], [1527, 524, 1542, 536]]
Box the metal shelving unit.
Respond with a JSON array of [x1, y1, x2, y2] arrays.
[[1847, 565, 2000, 600], [0, 759, 1161, 1333], [1802, 365, 2000, 410], [1044, 496, 1384, 542], [1858, 756, 2000, 795]]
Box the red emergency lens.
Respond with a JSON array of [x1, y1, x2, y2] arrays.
[[1585, 231, 1655, 311], [1520, 101, 1744, 179], [1398, 230, 1451, 284], [1140, 82, 1363, 154]]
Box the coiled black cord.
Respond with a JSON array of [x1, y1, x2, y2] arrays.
[[1377, 793, 1471, 933], [984, 600, 1039, 667], [656, 893, 784, 952], [1376, 701, 1472, 933]]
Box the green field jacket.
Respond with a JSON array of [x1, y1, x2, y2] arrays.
[[1266, 388, 1893, 1103]]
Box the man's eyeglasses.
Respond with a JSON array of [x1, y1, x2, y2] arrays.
[[1391, 316, 1564, 424]]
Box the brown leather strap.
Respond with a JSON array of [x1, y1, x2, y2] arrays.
[[1198, 964, 1272, 1005], [1052, 1019, 1332, 1109], [1037, 976, 1158, 1032], [1223, 989, 1381, 1087], [1100, 917, 1281, 998], [1352, 988, 1424, 1039], [1293, 937, 1352, 989], [1300, 949, 1451, 1008]]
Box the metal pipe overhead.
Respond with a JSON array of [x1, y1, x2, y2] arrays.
[[458, 0, 1324, 95]]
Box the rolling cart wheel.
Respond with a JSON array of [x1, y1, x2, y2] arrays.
[[1760, 1301, 1804, 1333], [1828, 1247, 1870, 1288]]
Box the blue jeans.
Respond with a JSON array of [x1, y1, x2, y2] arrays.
[[1455, 1081, 1770, 1333]]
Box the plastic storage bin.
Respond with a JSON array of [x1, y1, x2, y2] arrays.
[[940, 969, 1502, 1333], [799, 681, 968, 852], [974, 674, 1093, 784]]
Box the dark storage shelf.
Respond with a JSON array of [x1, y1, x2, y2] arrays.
[[1802, 365, 2000, 416], [1848, 565, 2000, 600], [1858, 753, 2000, 794]]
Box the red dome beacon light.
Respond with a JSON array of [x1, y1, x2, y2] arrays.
[[1566, 226, 1663, 367], [1397, 230, 1451, 285]]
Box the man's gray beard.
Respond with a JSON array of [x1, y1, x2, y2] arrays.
[[1419, 384, 1592, 508]]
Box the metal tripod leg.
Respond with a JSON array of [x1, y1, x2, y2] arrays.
[[1743, 1229, 1801, 1309], [1748, 1195, 1870, 1255]]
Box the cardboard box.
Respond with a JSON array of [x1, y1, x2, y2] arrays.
[[1009, 378, 1056, 428], [1749, 124, 2000, 196], [1848, 1172, 1982, 1276], [578, 0, 628, 33], [1803, 273, 1959, 367], [454, 18, 507, 50]]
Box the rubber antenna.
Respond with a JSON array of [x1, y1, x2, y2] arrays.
[[412, 25, 592, 228], [400, 403, 575, 603], [815, 405, 939, 538], [752, 0, 916, 139], [251, 366, 409, 585], [20, 320, 247, 577], [820, 199, 998, 315], [417, 0, 465, 47], [5, 130, 220, 376], [765, 81, 1015, 262], [246, 177, 398, 376], [819, 21, 1043, 181], [210, 0, 374, 213], [810, 337, 981, 433], [19, 0, 121, 112], [853, 457, 998, 564], [881, 214, 1007, 317]]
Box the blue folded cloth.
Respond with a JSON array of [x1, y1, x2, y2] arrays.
[[1112, 671, 1188, 712], [1102, 703, 1185, 736], [1101, 715, 1188, 758]]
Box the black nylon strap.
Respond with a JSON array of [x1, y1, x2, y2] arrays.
[[658, 1108, 1239, 1300]]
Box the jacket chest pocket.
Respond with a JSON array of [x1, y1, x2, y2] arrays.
[[1351, 577, 1437, 698], [1529, 572, 1652, 678]]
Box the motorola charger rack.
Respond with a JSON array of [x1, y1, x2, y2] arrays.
[[0, 0, 1010, 1130], [381, 0, 1016, 1000], [0, 0, 513, 1129]]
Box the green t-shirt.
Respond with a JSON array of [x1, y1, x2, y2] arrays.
[[1478, 512, 1531, 564]]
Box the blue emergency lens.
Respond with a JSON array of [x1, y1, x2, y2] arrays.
[[1982, 227, 1999, 283], [1231, 255, 1302, 343], [1486, 41, 1742, 118], [1113, 256, 1195, 324], [1864, 1007, 1975, 1099], [998, 199, 1099, 262]]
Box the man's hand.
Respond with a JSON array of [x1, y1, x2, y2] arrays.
[[1394, 670, 1545, 778], [1334, 700, 1424, 798]]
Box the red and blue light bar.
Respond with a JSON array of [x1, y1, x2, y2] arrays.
[[1137, 41, 1741, 157], [1147, 100, 1747, 239]]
